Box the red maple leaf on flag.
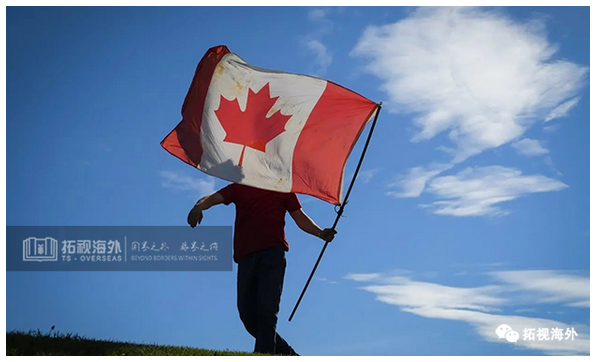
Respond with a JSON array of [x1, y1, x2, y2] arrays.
[[215, 83, 292, 166]]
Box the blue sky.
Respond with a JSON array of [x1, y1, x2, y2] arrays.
[[5, 6, 590, 356]]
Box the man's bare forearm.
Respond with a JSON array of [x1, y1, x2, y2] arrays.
[[295, 211, 323, 237], [194, 195, 216, 211], [302, 222, 323, 237], [290, 209, 337, 242], [188, 193, 224, 228]]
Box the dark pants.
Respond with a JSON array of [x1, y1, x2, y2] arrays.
[[237, 246, 297, 355]]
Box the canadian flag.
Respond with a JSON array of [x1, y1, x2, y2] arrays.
[[161, 45, 378, 205]]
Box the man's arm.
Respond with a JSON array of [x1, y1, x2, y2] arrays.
[[187, 193, 225, 228], [289, 208, 337, 242]]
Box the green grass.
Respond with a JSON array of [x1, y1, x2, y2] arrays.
[[6, 330, 267, 356]]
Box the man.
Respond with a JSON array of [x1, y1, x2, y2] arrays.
[[187, 182, 336, 355]]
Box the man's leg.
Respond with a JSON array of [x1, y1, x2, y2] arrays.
[[274, 333, 298, 356], [253, 247, 297, 355], [237, 254, 259, 338]]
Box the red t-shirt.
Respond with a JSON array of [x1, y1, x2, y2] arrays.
[[217, 183, 302, 262]]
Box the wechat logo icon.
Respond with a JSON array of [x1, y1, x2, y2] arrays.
[[496, 324, 519, 343]]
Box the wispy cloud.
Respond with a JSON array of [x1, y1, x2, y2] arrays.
[[490, 270, 590, 308], [512, 138, 549, 156], [544, 156, 563, 177], [387, 163, 452, 198], [306, 39, 333, 75], [354, 276, 506, 313], [314, 276, 337, 284], [303, 7, 344, 75], [542, 124, 561, 133], [423, 166, 567, 216], [308, 8, 328, 21], [307, 7, 336, 28], [359, 168, 379, 183], [347, 270, 590, 355], [545, 97, 580, 122], [345, 272, 382, 282], [160, 171, 216, 199], [353, 7, 587, 203]]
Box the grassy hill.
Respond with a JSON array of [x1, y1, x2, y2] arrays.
[[6, 330, 266, 356]]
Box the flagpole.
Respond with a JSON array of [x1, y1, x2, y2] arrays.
[[289, 102, 382, 322]]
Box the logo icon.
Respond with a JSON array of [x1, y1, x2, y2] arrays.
[[505, 330, 520, 343], [23, 237, 58, 262], [496, 324, 519, 343]]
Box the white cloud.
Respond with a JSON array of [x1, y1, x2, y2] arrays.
[[387, 163, 452, 198], [512, 138, 549, 156], [490, 270, 589, 308], [160, 171, 216, 199], [362, 279, 505, 313], [308, 7, 342, 24], [544, 156, 563, 176], [308, 8, 328, 21], [351, 7, 587, 162], [542, 123, 561, 133], [424, 166, 567, 216], [410, 307, 589, 355], [314, 277, 337, 284], [545, 97, 580, 122], [304, 7, 340, 74], [345, 272, 382, 282], [306, 39, 332, 74], [359, 168, 379, 183], [348, 270, 590, 355], [352, 7, 586, 204]]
